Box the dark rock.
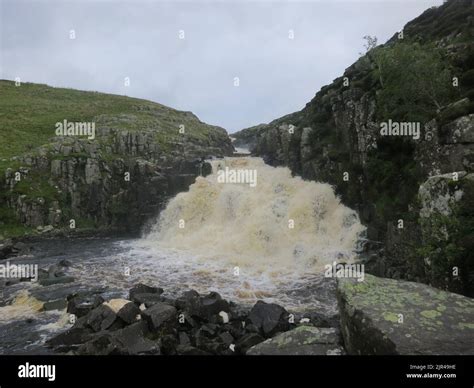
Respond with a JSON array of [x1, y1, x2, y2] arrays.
[[141, 302, 177, 331], [236, 333, 265, 354], [85, 305, 119, 332], [160, 334, 179, 355], [131, 293, 163, 307], [12, 241, 29, 254], [337, 274, 474, 355], [0, 239, 14, 260], [117, 301, 140, 324], [42, 299, 67, 311], [30, 284, 91, 302], [178, 312, 198, 330], [46, 327, 94, 351], [244, 323, 260, 333], [67, 293, 105, 318], [129, 283, 163, 301], [247, 300, 290, 337], [247, 326, 343, 355], [218, 332, 234, 346], [111, 321, 160, 355], [199, 292, 230, 319], [76, 321, 160, 355], [200, 323, 218, 336], [178, 290, 230, 321], [225, 320, 246, 339], [175, 289, 200, 310], [178, 331, 191, 346], [304, 312, 340, 329], [76, 333, 116, 355]]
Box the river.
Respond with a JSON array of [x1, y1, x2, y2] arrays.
[[0, 157, 365, 354]]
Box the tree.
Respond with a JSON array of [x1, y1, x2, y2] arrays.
[[360, 35, 385, 88], [373, 42, 454, 122]]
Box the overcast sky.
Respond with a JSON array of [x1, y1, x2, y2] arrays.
[[1, 0, 443, 133]]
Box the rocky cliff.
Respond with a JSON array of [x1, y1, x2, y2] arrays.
[[233, 0, 474, 296], [0, 81, 234, 238]]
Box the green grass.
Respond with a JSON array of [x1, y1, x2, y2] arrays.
[[0, 80, 230, 237], [0, 79, 225, 160]]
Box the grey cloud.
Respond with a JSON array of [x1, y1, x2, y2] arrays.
[[1, 0, 443, 132]]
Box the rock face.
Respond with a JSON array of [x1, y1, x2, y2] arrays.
[[247, 300, 290, 337], [416, 172, 474, 295], [0, 81, 234, 238], [232, 0, 474, 296], [337, 274, 474, 355], [247, 326, 343, 355]]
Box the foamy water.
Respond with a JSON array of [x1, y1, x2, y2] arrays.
[[0, 157, 365, 353], [146, 157, 365, 272]]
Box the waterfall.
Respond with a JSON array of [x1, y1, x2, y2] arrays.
[[146, 157, 365, 274]]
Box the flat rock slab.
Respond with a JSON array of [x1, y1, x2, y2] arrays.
[[247, 326, 343, 355], [337, 274, 474, 355]]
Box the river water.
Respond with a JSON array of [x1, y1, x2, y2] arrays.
[[0, 157, 365, 354]]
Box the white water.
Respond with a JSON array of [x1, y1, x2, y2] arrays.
[[0, 157, 366, 352], [145, 157, 365, 275]]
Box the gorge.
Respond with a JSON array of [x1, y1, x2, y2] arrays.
[[0, 0, 473, 356]]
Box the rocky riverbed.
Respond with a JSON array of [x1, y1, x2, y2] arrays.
[[1, 237, 473, 355]]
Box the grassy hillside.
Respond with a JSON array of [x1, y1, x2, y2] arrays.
[[0, 81, 232, 238], [0, 80, 226, 161]]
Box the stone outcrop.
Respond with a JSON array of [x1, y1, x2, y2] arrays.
[[233, 0, 474, 296], [0, 85, 234, 237], [337, 274, 474, 355], [247, 326, 343, 355]]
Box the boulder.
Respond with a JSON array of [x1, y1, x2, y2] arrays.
[[247, 326, 343, 355], [76, 321, 160, 355], [85, 304, 120, 332], [178, 290, 231, 321], [131, 293, 163, 307], [235, 333, 265, 354], [337, 274, 474, 355], [42, 299, 67, 311], [46, 327, 94, 352], [247, 300, 290, 337], [175, 289, 200, 310], [116, 301, 141, 324], [0, 239, 14, 260], [129, 283, 163, 301], [159, 334, 179, 355], [141, 302, 177, 331], [178, 331, 191, 346], [76, 333, 116, 355], [111, 321, 160, 355], [67, 292, 104, 318]]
